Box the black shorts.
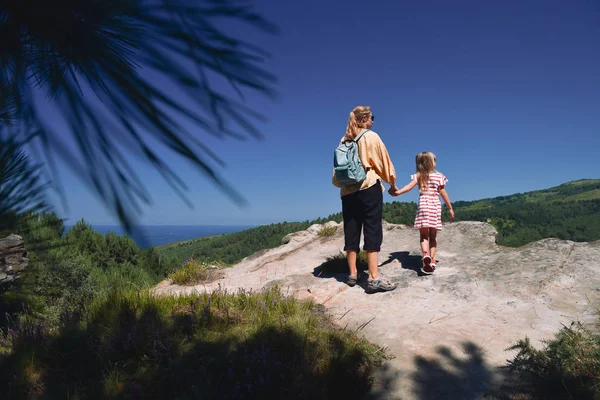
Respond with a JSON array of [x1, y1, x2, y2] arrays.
[[341, 181, 383, 252]]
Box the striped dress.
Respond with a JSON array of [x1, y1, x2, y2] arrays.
[[411, 171, 448, 230]]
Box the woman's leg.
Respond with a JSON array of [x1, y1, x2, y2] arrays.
[[347, 250, 358, 277], [361, 182, 395, 291], [366, 250, 379, 280], [361, 183, 383, 280], [342, 192, 361, 279]]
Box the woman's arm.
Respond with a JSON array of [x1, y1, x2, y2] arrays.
[[388, 177, 398, 192], [368, 132, 397, 187], [332, 168, 341, 188], [391, 180, 417, 196], [439, 188, 454, 219]]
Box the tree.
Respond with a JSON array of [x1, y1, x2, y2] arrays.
[[0, 0, 278, 232], [0, 138, 50, 234]]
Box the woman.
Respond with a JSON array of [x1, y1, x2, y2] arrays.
[[332, 105, 398, 293]]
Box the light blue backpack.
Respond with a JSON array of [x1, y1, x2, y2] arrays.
[[333, 129, 370, 186]]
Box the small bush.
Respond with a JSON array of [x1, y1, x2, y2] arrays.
[[506, 321, 600, 400], [318, 252, 369, 274], [317, 224, 338, 237], [168, 259, 210, 285]]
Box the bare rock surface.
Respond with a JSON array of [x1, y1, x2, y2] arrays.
[[153, 222, 600, 399]]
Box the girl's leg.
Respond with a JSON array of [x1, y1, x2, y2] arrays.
[[420, 228, 434, 273], [419, 228, 430, 257], [429, 228, 438, 263]]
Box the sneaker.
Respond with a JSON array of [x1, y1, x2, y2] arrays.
[[421, 264, 434, 274], [421, 255, 434, 274]]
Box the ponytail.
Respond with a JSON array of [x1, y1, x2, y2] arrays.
[[345, 111, 360, 140], [345, 105, 372, 140]]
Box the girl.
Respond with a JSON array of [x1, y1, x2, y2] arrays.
[[390, 152, 454, 274]]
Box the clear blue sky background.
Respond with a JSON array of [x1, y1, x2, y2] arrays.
[[49, 0, 600, 226]]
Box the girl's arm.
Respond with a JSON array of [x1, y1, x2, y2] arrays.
[[391, 180, 417, 196], [439, 188, 454, 219]]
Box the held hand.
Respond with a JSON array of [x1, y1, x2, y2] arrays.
[[388, 187, 400, 197]]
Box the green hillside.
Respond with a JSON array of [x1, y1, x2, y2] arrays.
[[384, 179, 600, 247], [158, 217, 340, 265], [453, 179, 600, 209], [158, 179, 600, 264]]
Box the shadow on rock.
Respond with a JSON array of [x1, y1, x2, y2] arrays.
[[313, 253, 376, 292], [413, 342, 494, 399], [367, 342, 500, 400], [313, 253, 368, 280], [380, 251, 427, 276], [364, 361, 403, 400]]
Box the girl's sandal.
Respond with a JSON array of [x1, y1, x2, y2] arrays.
[[347, 275, 358, 286]]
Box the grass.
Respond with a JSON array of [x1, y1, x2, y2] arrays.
[[318, 252, 369, 274], [505, 321, 600, 400], [167, 258, 226, 285], [317, 224, 338, 237], [0, 286, 386, 399]]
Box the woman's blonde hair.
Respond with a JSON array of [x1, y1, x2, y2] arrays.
[[345, 106, 372, 140], [415, 151, 437, 190]]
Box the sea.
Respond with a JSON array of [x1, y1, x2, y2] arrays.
[[65, 225, 256, 248]]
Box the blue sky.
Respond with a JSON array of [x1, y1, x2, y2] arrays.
[[48, 0, 600, 226]]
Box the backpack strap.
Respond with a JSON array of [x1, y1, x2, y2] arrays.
[[353, 129, 370, 143], [353, 129, 370, 172]]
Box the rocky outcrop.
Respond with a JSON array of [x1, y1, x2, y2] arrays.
[[153, 221, 600, 399], [0, 234, 29, 286]]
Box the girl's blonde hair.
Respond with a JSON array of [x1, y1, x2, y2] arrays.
[[345, 106, 372, 140], [415, 151, 437, 191]]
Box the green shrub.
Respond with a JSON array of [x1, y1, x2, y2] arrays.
[[506, 322, 600, 399], [167, 259, 210, 285], [0, 214, 173, 330], [317, 224, 338, 237], [318, 252, 369, 274]]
